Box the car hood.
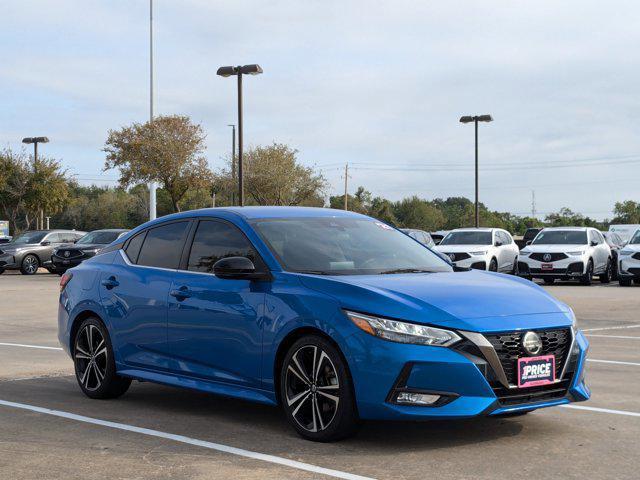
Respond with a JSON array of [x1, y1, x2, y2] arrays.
[[57, 243, 104, 250], [435, 244, 490, 252], [522, 244, 587, 253], [299, 270, 572, 332], [0, 242, 36, 251]]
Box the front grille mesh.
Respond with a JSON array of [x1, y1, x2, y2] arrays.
[[55, 249, 83, 259], [632, 253, 640, 260], [442, 252, 471, 261], [529, 252, 568, 262], [484, 328, 572, 385]]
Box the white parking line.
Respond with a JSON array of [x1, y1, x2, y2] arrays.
[[0, 342, 63, 351], [0, 399, 374, 480], [587, 359, 640, 367], [583, 324, 640, 332], [586, 334, 640, 339], [560, 404, 640, 418]]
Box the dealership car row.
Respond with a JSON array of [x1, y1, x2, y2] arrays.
[[1, 219, 640, 286]]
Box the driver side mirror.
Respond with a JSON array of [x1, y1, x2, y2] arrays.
[[213, 256, 271, 281], [590, 241, 598, 247], [494, 241, 503, 247], [525, 241, 532, 246], [40, 240, 50, 246]]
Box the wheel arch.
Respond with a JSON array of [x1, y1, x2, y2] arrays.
[[273, 326, 355, 408], [69, 309, 106, 353]]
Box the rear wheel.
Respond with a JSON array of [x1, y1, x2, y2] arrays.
[[73, 317, 131, 399], [580, 260, 594, 286], [280, 335, 358, 442], [20, 254, 39, 275], [599, 259, 611, 283]]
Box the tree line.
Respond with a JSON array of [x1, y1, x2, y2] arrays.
[[2, 114, 640, 235]]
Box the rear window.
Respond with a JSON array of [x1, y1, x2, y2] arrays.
[[136, 222, 190, 269]]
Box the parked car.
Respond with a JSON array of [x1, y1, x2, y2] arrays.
[[515, 227, 542, 249], [518, 227, 611, 285], [602, 231, 625, 280], [617, 229, 640, 286], [435, 228, 519, 273], [58, 207, 589, 441], [400, 228, 435, 247], [0, 229, 86, 275], [51, 229, 129, 274]]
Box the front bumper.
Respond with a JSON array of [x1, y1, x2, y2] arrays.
[[345, 325, 589, 420], [518, 256, 586, 279], [619, 255, 640, 279], [440, 253, 488, 270], [51, 255, 86, 271], [0, 253, 19, 269]]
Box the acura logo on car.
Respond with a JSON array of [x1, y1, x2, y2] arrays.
[[543, 253, 552, 262], [448, 253, 456, 261], [64, 251, 70, 258], [522, 331, 543, 355]]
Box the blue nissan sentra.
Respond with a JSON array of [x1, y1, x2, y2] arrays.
[[58, 207, 590, 441]]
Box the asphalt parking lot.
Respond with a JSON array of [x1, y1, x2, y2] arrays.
[[1, 270, 639, 480]]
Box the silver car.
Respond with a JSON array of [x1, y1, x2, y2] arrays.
[[0, 230, 86, 275]]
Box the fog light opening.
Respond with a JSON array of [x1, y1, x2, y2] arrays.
[[395, 392, 441, 406]]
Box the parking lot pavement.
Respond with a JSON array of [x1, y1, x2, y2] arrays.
[[1, 272, 639, 479]]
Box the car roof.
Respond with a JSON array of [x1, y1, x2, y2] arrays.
[[450, 227, 496, 232], [542, 226, 589, 231], [88, 228, 129, 232], [152, 206, 371, 221]]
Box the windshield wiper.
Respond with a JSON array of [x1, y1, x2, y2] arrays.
[[380, 268, 435, 274], [293, 270, 331, 275]]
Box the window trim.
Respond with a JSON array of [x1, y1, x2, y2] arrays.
[[179, 217, 270, 278], [122, 219, 193, 271]]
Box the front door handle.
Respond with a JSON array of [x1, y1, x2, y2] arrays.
[[101, 276, 119, 289], [170, 286, 192, 300]]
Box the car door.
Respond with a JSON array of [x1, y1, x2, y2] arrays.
[[588, 230, 606, 271], [495, 231, 510, 271], [41, 232, 64, 259], [503, 231, 518, 270], [596, 231, 610, 269], [99, 220, 191, 372], [166, 218, 267, 389]]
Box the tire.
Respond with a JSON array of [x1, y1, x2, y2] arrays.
[[611, 256, 618, 281], [599, 259, 611, 284], [634, 279, 640, 285], [580, 260, 594, 286], [280, 335, 358, 442], [46, 267, 57, 274], [511, 257, 519, 275], [488, 258, 498, 272], [619, 278, 632, 287], [0, 267, 4, 275], [73, 317, 131, 399], [20, 254, 40, 275], [543, 278, 555, 285]]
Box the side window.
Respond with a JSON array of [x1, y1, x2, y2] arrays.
[[125, 231, 146, 263], [46, 233, 61, 243], [496, 231, 506, 245], [597, 231, 605, 244], [60, 233, 78, 243], [187, 220, 262, 274], [137, 222, 190, 269], [504, 232, 514, 244], [588, 230, 600, 244]]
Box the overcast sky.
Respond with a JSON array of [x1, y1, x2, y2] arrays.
[[2, 1, 639, 220]]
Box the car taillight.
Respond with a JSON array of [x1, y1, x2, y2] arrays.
[[60, 272, 73, 292]]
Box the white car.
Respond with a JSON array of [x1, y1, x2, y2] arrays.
[[518, 227, 612, 285], [618, 229, 640, 287], [435, 228, 519, 273]]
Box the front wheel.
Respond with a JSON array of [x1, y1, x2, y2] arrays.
[[20, 254, 40, 275], [511, 257, 519, 275], [0, 267, 4, 275], [73, 317, 131, 399], [488, 258, 498, 272], [599, 259, 611, 284], [280, 336, 359, 442], [580, 260, 594, 286]]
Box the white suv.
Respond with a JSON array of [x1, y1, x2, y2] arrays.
[[519, 227, 612, 285], [618, 229, 640, 287], [435, 228, 519, 273]]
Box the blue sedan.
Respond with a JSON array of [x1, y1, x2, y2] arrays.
[[58, 207, 590, 441]]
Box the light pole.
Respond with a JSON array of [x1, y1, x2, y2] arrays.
[[22, 136, 49, 229], [227, 124, 236, 205], [148, 0, 157, 221], [217, 64, 263, 206], [459, 115, 493, 228]]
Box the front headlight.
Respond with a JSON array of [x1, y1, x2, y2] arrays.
[[345, 310, 461, 346], [470, 250, 488, 256], [620, 249, 634, 256], [567, 308, 577, 329], [520, 250, 531, 256], [567, 251, 585, 256]]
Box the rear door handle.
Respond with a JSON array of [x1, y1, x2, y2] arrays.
[[170, 286, 192, 300], [101, 277, 119, 289]]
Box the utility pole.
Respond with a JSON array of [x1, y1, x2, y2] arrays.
[[22, 136, 49, 229], [531, 190, 536, 218], [343, 163, 349, 210], [228, 124, 236, 205], [148, 0, 157, 221]]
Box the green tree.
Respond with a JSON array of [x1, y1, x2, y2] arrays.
[[393, 196, 446, 231], [612, 200, 640, 224], [104, 115, 213, 212], [0, 149, 30, 233]]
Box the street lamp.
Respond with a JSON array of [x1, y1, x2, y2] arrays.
[[22, 136, 50, 230], [217, 64, 263, 206], [227, 124, 236, 205], [459, 115, 493, 228]]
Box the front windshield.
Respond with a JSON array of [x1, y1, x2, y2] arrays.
[[77, 231, 123, 245], [10, 231, 47, 245], [532, 230, 587, 245], [252, 217, 452, 275], [440, 231, 492, 246], [629, 231, 640, 245]]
